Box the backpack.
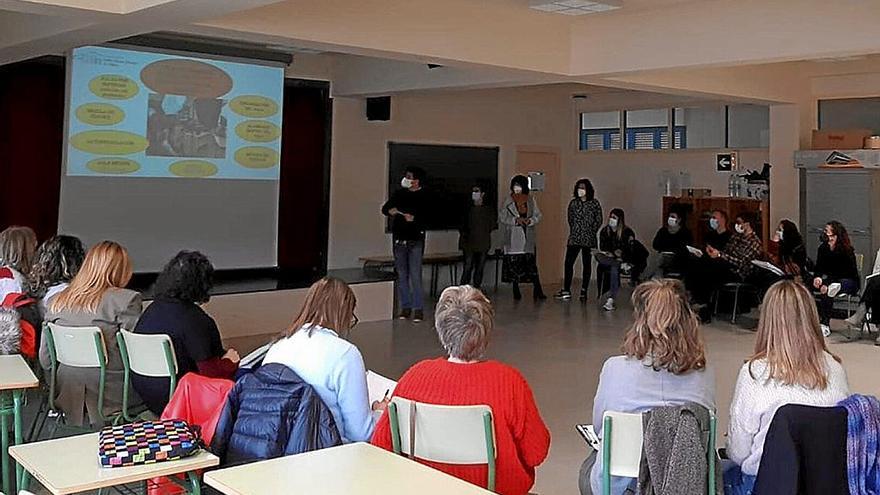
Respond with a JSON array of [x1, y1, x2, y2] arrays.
[[0, 292, 40, 358]]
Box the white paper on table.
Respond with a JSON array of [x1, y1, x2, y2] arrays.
[[366, 370, 397, 404]]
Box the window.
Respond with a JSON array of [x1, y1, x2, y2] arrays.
[[728, 104, 769, 148], [819, 97, 880, 134], [580, 111, 621, 151], [673, 106, 725, 149]]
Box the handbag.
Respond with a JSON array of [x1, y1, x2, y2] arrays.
[[99, 419, 202, 467]]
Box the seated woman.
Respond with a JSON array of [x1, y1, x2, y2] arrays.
[[649, 210, 692, 277], [845, 247, 880, 340], [580, 278, 715, 495], [42, 241, 143, 426], [0, 226, 38, 302], [133, 251, 240, 415], [28, 235, 86, 314], [724, 280, 849, 495], [750, 219, 810, 293], [812, 221, 860, 336], [372, 286, 550, 495], [595, 208, 641, 311], [263, 277, 384, 443]]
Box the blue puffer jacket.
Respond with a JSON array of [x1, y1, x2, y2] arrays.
[[211, 363, 342, 466]]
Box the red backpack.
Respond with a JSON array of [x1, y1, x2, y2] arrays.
[[0, 292, 39, 358]]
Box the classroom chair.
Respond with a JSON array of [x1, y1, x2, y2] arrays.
[[388, 397, 497, 492], [45, 323, 110, 426], [601, 410, 716, 495], [117, 329, 178, 422], [713, 282, 758, 324]]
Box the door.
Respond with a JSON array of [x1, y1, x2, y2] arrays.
[[515, 146, 563, 284]]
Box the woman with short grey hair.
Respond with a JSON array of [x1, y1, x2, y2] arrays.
[[371, 286, 551, 495]]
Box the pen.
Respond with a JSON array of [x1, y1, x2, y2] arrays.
[[382, 389, 390, 401]]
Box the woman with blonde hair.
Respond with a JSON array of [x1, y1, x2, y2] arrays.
[[372, 285, 550, 495], [0, 225, 38, 301], [724, 279, 849, 495], [42, 240, 143, 425], [263, 277, 384, 443], [580, 278, 715, 495]]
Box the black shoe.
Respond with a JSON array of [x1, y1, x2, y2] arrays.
[[579, 289, 588, 300], [398, 308, 411, 320], [554, 290, 572, 300], [413, 310, 424, 323]]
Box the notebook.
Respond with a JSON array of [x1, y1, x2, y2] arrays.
[[366, 370, 397, 404]]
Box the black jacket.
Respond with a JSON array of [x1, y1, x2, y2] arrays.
[[754, 404, 848, 495], [814, 243, 860, 289], [212, 363, 342, 466], [599, 226, 636, 260], [381, 188, 429, 241], [652, 226, 693, 255], [459, 203, 496, 252]]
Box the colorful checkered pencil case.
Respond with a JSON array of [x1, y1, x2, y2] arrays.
[[98, 419, 202, 468]]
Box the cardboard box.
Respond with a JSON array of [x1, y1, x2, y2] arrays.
[[812, 129, 872, 150]]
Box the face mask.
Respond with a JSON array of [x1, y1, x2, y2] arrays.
[[471, 192, 482, 202], [709, 218, 719, 230], [512, 185, 523, 194], [667, 216, 678, 227], [608, 217, 618, 230], [735, 223, 745, 234], [777, 229, 784, 241], [401, 177, 413, 189], [577, 188, 587, 198]]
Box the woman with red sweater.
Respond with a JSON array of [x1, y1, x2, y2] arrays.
[[371, 285, 550, 494]]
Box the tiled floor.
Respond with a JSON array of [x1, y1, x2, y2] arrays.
[[224, 285, 880, 495]]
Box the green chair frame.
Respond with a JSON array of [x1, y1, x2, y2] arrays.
[[116, 332, 177, 422], [388, 401, 497, 492], [602, 412, 716, 495]]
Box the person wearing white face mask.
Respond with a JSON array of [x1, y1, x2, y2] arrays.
[[595, 208, 641, 311], [705, 209, 733, 252], [381, 166, 429, 322], [500, 175, 546, 300], [556, 178, 603, 301], [649, 210, 692, 278], [459, 183, 497, 290]]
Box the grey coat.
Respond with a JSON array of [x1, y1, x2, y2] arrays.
[[638, 403, 722, 495], [500, 195, 542, 254], [41, 288, 143, 425]]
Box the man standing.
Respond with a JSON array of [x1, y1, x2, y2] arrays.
[[382, 167, 428, 322], [459, 183, 496, 291]]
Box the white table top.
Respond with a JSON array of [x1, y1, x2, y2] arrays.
[[204, 442, 493, 495], [0, 354, 39, 390], [9, 433, 219, 495]]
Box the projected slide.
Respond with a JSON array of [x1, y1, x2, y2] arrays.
[[66, 46, 284, 179]]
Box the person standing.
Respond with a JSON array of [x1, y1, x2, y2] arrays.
[[500, 175, 546, 301], [556, 179, 602, 301], [382, 166, 429, 322], [459, 183, 496, 291]]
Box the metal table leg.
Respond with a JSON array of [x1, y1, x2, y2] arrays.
[[1, 391, 10, 495], [13, 389, 24, 491]]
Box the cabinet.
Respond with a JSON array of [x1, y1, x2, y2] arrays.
[[661, 196, 769, 251]]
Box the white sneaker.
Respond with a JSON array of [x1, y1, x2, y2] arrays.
[[827, 283, 842, 298], [603, 297, 616, 311], [821, 324, 831, 337]]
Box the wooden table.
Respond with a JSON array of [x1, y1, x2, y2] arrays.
[[0, 354, 39, 495], [9, 433, 219, 495], [204, 442, 493, 495]]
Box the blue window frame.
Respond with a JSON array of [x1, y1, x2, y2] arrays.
[[579, 126, 687, 150]]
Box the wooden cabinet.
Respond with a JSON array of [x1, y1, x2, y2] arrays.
[[661, 196, 769, 251]]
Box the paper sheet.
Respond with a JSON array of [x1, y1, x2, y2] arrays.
[[366, 370, 397, 404]]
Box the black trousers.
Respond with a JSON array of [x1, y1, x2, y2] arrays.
[[564, 245, 592, 292], [460, 250, 487, 289], [685, 256, 737, 304], [863, 277, 880, 323]]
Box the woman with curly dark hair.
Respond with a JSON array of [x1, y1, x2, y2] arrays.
[[813, 221, 860, 336], [29, 235, 86, 312], [133, 250, 239, 414]]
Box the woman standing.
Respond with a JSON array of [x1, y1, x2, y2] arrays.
[[556, 179, 602, 301], [500, 175, 546, 300], [812, 221, 860, 336]]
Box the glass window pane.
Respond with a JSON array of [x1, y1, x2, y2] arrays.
[[673, 106, 724, 149], [581, 111, 620, 129], [626, 109, 668, 149], [728, 104, 769, 148], [819, 98, 880, 134]]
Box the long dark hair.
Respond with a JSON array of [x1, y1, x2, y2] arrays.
[[610, 208, 626, 240], [510, 175, 529, 195], [778, 219, 803, 257], [826, 221, 853, 254], [573, 178, 595, 200], [29, 235, 86, 299], [152, 251, 214, 304]]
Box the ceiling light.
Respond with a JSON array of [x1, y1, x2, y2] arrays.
[[529, 0, 622, 15]]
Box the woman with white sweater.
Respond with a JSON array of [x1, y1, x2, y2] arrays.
[[724, 279, 850, 495]]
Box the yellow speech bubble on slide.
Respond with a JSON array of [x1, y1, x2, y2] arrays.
[[86, 158, 140, 175], [75, 103, 125, 126], [235, 146, 279, 169], [235, 120, 281, 143], [70, 130, 148, 155], [229, 95, 279, 118], [169, 160, 218, 178], [88, 75, 139, 100]]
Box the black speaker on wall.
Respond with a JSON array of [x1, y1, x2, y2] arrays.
[[366, 96, 391, 121]]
